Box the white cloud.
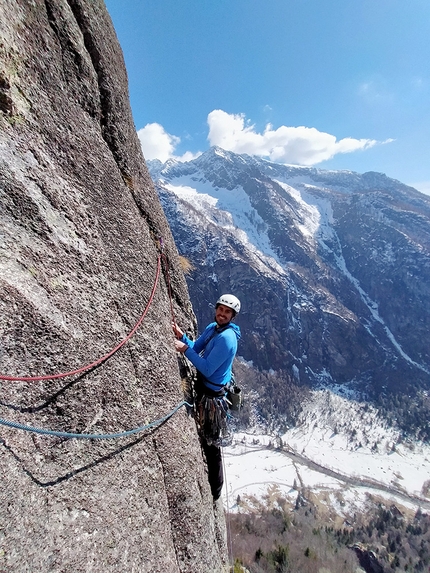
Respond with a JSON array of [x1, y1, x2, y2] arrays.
[[207, 109, 391, 166], [137, 123, 200, 163], [137, 123, 179, 162], [177, 150, 201, 162], [137, 110, 392, 166]]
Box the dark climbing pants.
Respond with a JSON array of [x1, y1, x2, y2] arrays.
[[194, 375, 227, 500], [202, 440, 223, 500]]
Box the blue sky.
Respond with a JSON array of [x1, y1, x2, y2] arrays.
[[105, 0, 430, 194]]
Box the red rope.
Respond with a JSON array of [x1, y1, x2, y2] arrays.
[[0, 254, 162, 382]]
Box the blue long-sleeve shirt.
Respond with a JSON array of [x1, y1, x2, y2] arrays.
[[181, 322, 241, 391]]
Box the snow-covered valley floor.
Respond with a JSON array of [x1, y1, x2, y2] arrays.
[[222, 391, 430, 520]]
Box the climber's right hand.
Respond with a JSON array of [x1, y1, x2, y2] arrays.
[[172, 321, 184, 339]]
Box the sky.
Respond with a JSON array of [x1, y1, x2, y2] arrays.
[[104, 0, 430, 195]]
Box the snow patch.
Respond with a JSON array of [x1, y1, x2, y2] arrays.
[[224, 390, 430, 515], [163, 175, 287, 277]]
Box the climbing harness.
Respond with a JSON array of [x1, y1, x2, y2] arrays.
[[195, 393, 230, 447], [0, 400, 192, 440]]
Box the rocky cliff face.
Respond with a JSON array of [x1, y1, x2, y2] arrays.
[[149, 148, 430, 421], [0, 2, 227, 571]]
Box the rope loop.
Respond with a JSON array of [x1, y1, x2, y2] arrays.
[[0, 239, 190, 442], [0, 401, 193, 440], [0, 254, 162, 382]]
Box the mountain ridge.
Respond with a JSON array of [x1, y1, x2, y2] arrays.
[[149, 147, 430, 438]]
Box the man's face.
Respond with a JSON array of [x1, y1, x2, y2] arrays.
[[215, 304, 234, 326]]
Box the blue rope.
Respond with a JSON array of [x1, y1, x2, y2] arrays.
[[0, 401, 193, 440]]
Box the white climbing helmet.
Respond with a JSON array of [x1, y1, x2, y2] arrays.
[[216, 294, 241, 314]]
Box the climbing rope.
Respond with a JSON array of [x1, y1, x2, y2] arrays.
[[0, 253, 162, 382], [0, 400, 193, 440], [0, 239, 191, 441]]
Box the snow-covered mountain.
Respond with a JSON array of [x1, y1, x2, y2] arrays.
[[148, 147, 430, 439]]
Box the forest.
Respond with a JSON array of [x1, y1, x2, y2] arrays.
[[229, 494, 430, 573]]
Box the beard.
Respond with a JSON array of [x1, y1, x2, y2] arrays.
[[214, 312, 234, 327]]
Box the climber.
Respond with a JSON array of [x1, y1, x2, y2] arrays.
[[173, 294, 241, 500]]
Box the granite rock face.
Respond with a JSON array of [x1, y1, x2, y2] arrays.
[[0, 1, 227, 571]]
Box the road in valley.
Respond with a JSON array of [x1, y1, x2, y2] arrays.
[[224, 443, 430, 511]]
